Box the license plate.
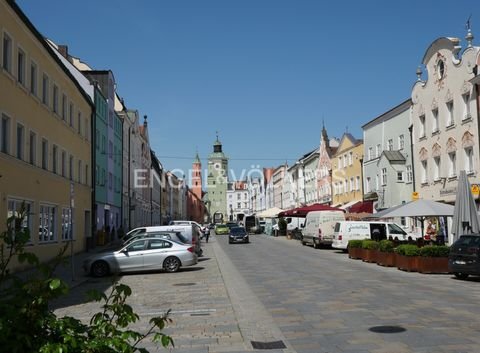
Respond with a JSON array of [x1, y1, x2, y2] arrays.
[[455, 260, 466, 265]]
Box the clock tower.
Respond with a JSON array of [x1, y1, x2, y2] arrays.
[[207, 134, 228, 223]]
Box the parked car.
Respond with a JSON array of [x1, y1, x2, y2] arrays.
[[215, 224, 229, 235], [125, 225, 202, 257], [229, 227, 249, 244], [83, 238, 198, 277], [302, 210, 346, 248], [123, 231, 188, 246], [449, 234, 480, 279]]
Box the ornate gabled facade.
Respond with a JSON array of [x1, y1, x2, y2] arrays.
[[317, 125, 339, 205], [411, 31, 480, 204], [331, 133, 363, 207]]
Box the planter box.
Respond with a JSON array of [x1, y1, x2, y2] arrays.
[[348, 247, 362, 260], [363, 249, 378, 263], [418, 257, 450, 274], [396, 254, 419, 272], [377, 252, 396, 267]]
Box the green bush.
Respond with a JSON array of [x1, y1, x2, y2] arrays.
[[419, 245, 450, 257], [362, 240, 379, 250], [348, 240, 363, 249], [378, 240, 395, 253], [395, 244, 420, 256]]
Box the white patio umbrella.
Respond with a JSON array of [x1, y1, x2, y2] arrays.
[[451, 170, 480, 243], [257, 207, 284, 218], [374, 199, 454, 238]]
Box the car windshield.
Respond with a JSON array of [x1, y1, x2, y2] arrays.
[[231, 227, 246, 235], [388, 223, 407, 235], [455, 236, 480, 246]]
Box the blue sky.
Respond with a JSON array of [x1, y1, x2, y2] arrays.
[[18, 0, 478, 182]]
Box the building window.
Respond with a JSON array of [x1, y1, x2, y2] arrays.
[[61, 208, 72, 240], [237, 193, 241, 200], [375, 175, 379, 190], [52, 144, 58, 174], [406, 165, 413, 183], [52, 85, 59, 113], [432, 109, 439, 133], [376, 144, 381, 158], [368, 147, 373, 160], [381, 168, 387, 186], [448, 152, 456, 178], [387, 139, 393, 151], [446, 101, 454, 127], [16, 123, 24, 160], [237, 202, 241, 208], [397, 171, 404, 182], [348, 152, 353, 165], [85, 164, 89, 185], [465, 147, 474, 174], [398, 135, 404, 150], [29, 131, 36, 165], [350, 177, 354, 192], [61, 94, 67, 120], [30, 61, 37, 95], [17, 48, 25, 85], [1, 114, 10, 154], [61, 151, 66, 177], [77, 112, 82, 136], [41, 139, 48, 170], [366, 177, 371, 193], [421, 160, 427, 184], [39, 204, 56, 242], [85, 117, 89, 141], [344, 179, 348, 193], [69, 102, 74, 127], [433, 156, 440, 181], [356, 176, 360, 190], [42, 74, 49, 105], [2, 32, 12, 72], [7, 199, 32, 236], [462, 93, 471, 120], [78, 160, 82, 183], [338, 157, 342, 168], [419, 115, 426, 138], [69, 155, 74, 180]]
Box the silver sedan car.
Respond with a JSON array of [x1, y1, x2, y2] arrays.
[[83, 238, 198, 277]]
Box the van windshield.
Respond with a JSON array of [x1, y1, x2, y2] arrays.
[[388, 223, 407, 235], [334, 222, 341, 232]]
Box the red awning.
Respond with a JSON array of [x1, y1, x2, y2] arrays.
[[349, 200, 374, 214], [278, 203, 345, 218]]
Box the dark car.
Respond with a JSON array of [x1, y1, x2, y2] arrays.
[[449, 235, 480, 279], [226, 222, 238, 229], [229, 226, 249, 244]]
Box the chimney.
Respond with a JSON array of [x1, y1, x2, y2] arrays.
[[58, 45, 68, 59]]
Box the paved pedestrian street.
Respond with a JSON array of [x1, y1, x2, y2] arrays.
[[53, 234, 480, 353]]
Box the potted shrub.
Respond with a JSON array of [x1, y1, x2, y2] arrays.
[[418, 245, 450, 274], [377, 240, 396, 267], [347, 240, 363, 260], [362, 240, 379, 263], [395, 244, 420, 272]]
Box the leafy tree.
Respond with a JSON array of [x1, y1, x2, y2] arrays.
[[0, 204, 174, 352]]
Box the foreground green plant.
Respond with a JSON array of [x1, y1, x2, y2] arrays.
[[0, 204, 173, 353]]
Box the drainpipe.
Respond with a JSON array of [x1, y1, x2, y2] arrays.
[[90, 102, 96, 251], [408, 124, 416, 192]]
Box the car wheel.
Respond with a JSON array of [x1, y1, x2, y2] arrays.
[[164, 257, 181, 273], [313, 240, 319, 249], [91, 260, 110, 277], [301, 240, 306, 246], [454, 272, 469, 280]]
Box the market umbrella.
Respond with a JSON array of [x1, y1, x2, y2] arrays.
[[278, 203, 344, 218], [451, 170, 480, 243], [257, 207, 284, 218], [374, 199, 454, 238]]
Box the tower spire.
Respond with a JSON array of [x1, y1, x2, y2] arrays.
[[466, 15, 474, 47]]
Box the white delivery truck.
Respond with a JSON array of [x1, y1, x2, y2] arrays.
[[301, 210, 346, 248]]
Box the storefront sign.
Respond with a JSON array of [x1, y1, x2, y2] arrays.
[[439, 187, 457, 197]]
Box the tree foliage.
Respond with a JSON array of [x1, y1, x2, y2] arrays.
[[0, 204, 174, 352]]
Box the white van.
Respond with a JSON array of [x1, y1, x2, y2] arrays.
[[301, 210, 346, 248], [126, 224, 202, 256], [332, 221, 412, 250]]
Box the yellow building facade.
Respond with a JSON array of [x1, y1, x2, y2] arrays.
[[0, 0, 93, 270], [331, 133, 364, 207]]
